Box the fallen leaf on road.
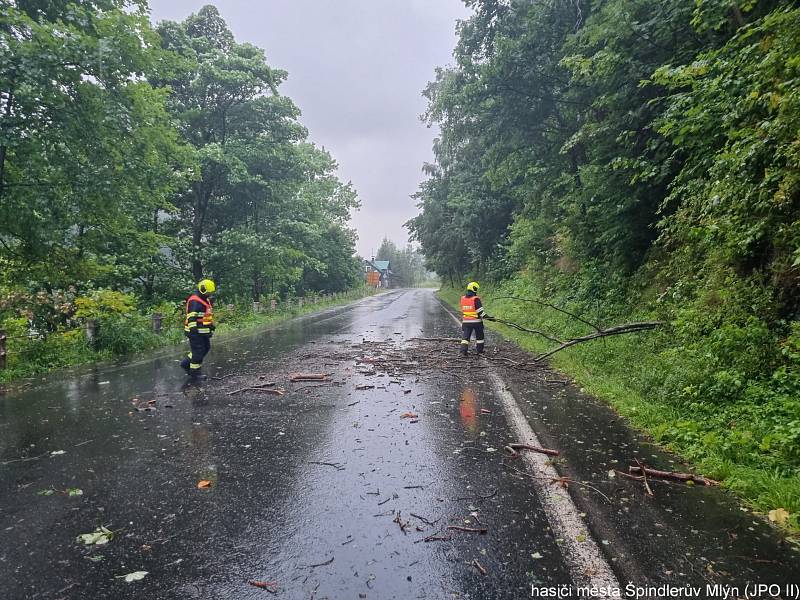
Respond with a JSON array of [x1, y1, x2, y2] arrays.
[[66, 488, 83, 497], [77, 526, 114, 546], [197, 480, 212, 489], [51, 450, 66, 456], [768, 508, 790, 525], [37, 488, 55, 496], [117, 571, 148, 582], [400, 412, 418, 419]]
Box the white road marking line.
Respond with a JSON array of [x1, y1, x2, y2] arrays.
[[438, 294, 619, 587]]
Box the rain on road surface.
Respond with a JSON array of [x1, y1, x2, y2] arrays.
[[2, 289, 799, 599]]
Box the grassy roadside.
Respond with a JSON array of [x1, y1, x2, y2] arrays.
[[438, 286, 800, 535], [0, 287, 380, 385]]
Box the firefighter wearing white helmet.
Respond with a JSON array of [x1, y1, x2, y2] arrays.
[[460, 281, 493, 356], [180, 279, 216, 380]]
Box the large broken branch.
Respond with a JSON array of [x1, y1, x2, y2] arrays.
[[491, 295, 602, 332], [535, 321, 663, 362], [492, 317, 563, 344]]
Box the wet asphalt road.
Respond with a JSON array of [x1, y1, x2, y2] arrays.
[[1, 289, 799, 600]]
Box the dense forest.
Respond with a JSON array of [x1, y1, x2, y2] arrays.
[[0, 2, 363, 371], [409, 0, 800, 523]]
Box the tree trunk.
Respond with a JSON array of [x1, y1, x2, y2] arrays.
[[0, 91, 14, 203], [192, 182, 211, 281]]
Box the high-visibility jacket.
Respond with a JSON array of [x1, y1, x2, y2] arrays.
[[461, 294, 486, 324], [184, 294, 214, 335]]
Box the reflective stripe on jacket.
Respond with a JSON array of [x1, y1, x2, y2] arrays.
[[184, 294, 214, 334]]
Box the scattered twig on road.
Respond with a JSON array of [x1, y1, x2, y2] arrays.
[[471, 558, 488, 576], [504, 445, 520, 458], [410, 513, 438, 526], [73, 439, 94, 447], [347, 400, 360, 406], [308, 461, 345, 471], [304, 556, 335, 568], [628, 465, 719, 486], [634, 458, 654, 497], [0, 451, 49, 465], [454, 488, 498, 502], [393, 512, 409, 535], [447, 525, 488, 534], [509, 443, 560, 457], [377, 497, 391, 506], [247, 580, 278, 593], [355, 384, 375, 390], [290, 373, 330, 382], [409, 337, 461, 343], [403, 485, 425, 489], [506, 465, 612, 504], [414, 533, 452, 543]]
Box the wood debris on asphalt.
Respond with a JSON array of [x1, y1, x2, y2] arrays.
[[629, 464, 719, 486], [290, 373, 330, 382], [247, 580, 278, 593]]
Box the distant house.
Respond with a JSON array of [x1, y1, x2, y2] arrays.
[[365, 259, 394, 288]]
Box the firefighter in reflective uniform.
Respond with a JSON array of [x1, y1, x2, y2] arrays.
[[180, 279, 216, 380], [460, 281, 493, 356]]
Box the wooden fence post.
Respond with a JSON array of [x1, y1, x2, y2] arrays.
[[152, 313, 163, 334], [270, 299, 277, 311], [253, 301, 261, 313], [0, 329, 6, 370]]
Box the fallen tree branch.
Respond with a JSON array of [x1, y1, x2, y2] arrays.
[[535, 321, 664, 362], [509, 443, 560, 457], [629, 465, 719, 486], [491, 295, 602, 332], [492, 317, 564, 344]]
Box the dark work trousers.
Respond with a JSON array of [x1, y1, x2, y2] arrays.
[[187, 334, 211, 370], [460, 322, 485, 354]]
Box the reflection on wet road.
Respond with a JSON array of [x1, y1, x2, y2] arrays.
[[1, 289, 798, 599]]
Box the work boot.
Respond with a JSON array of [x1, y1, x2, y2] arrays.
[[180, 357, 191, 373], [189, 369, 207, 381]]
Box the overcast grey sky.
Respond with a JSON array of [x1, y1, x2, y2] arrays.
[[147, 0, 471, 258]]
